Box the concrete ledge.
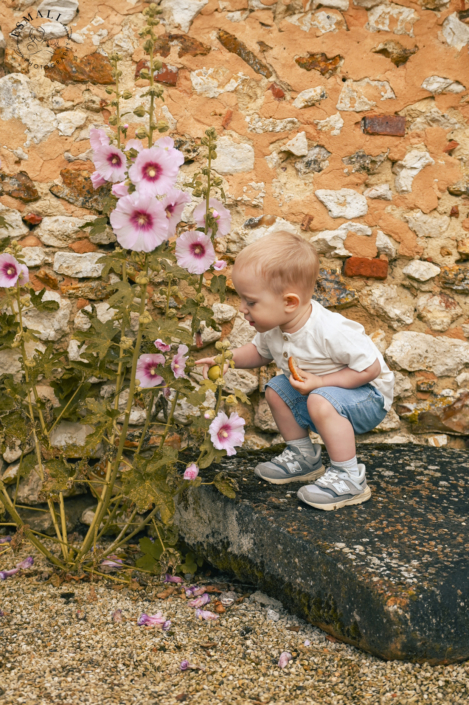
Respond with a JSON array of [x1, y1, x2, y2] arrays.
[[175, 445, 469, 664]]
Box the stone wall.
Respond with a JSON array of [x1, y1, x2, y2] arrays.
[[1, 0, 469, 450]]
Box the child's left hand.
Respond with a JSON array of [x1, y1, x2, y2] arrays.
[[289, 370, 323, 395]]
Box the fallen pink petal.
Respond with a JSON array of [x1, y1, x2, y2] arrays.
[[195, 609, 218, 621], [137, 613, 166, 627], [101, 556, 124, 571], [278, 652, 292, 669], [213, 260, 227, 271], [112, 609, 123, 622], [16, 557, 33, 570], [0, 537, 12, 544], [189, 594, 210, 609], [164, 574, 183, 584], [162, 620, 171, 631], [0, 568, 20, 580]]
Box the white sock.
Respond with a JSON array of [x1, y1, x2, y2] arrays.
[[331, 456, 360, 478], [286, 437, 319, 459]]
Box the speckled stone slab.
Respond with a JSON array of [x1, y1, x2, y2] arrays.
[[175, 445, 469, 664]]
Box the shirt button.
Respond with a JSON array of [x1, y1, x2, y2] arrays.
[[283, 352, 288, 358], [283, 335, 288, 341]]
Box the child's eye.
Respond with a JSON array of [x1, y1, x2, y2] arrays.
[[247, 301, 255, 307]]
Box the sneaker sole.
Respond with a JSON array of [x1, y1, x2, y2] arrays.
[[298, 485, 371, 511], [255, 464, 325, 485]]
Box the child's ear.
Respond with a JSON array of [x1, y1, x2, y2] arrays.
[[284, 292, 300, 311]]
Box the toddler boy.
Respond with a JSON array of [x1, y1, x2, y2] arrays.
[[197, 232, 394, 511]]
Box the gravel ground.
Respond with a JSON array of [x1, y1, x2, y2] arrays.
[[1, 542, 469, 705]]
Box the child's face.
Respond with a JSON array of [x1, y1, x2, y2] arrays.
[[232, 265, 292, 333]]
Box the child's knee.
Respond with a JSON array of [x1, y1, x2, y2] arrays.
[[265, 386, 284, 409], [307, 393, 338, 421]]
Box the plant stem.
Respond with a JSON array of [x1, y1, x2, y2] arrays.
[[103, 507, 138, 554], [135, 390, 156, 456], [101, 506, 159, 558], [158, 391, 179, 452], [48, 379, 84, 435], [59, 493, 68, 561]]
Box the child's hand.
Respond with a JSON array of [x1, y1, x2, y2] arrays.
[[289, 369, 323, 395], [195, 357, 229, 380]]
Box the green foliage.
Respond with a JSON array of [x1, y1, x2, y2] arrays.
[[210, 275, 226, 303], [29, 289, 60, 313]]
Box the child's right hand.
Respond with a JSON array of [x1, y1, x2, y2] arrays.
[[195, 357, 229, 380]]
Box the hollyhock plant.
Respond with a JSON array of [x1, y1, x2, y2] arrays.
[[89, 127, 110, 150], [183, 463, 199, 481], [111, 181, 129, 198], [91, 171, 107, 189], [154, 339, 171, 353], [213, 260, 227, 271], [171, 344, 188, 379], [93, 144, 127, 183], [209, 412, 245, 456], [155, 136, 184, 167], [125, 139, 143, 154], [193, 198, 231, 237], [110, 192, 169, 252], [129, 146, 179, 197], [136, 354, 165, 388], [0, 255, 29, 288], [175, 231, 215, 275], [161, 189, 191, 236]]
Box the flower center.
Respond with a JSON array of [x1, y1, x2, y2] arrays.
[[191, 243, 205, 257], [166, 204, 175, 215], [174, 363, 179, 369], [143, 162, 161, 181], [131, 209, 153, 230], [6, 266, 15, 276], [150, 366, 157, 376], [109, 154, 122, 166], [219, 430, 229, 438]]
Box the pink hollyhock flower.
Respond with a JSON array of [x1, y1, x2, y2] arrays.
[[164, 574, 183, 584], [110, 193, 169, 252], [171, 344, 188, 379], [138, 612, 166, 627], [136, 353, 165, 388], [183, 463, 199, 481], [93, 144, 127, 183], [0, 254, 29, 288], [129, 146, 179, 197], [161, 188, 191, 236], [156, 136, 184, 167], [112, 181, 129, 198], [154, 339, 171, 353], [193, 198, 231, 237], [89, 128, 109, 151], [278, 652, 292, 669], [189, 594, 210, 609], [175, 231, 215, 275], [91, 171, 107, 189], [0, 568, 19, 580], [163, 387, 171, 400], [209, 412, 245, 456], [16, 557, 34, 570], [125, 139, 143, 156], [213, 260, 227, 271], [195, 609, 218, 621]]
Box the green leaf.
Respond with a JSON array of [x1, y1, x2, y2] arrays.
[[213, 472, 237, 499], [233, 387, 251, 405], [0, 215, 13, 231], [29, 289, 60, 313], [135, 554, 157, 571], [79, 216, 108, 237], [197, 437, 226, 469], [0, 312, 20, 350], [139, 536, 164, 560], [106, 281, 134, 310], [73, 318, 119, 360], [210, 275, 226, 303]]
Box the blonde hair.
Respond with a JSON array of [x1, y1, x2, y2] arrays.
[[234, 231, 319, 300]]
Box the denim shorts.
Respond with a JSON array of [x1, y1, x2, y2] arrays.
[[266, 374, 387, 435]]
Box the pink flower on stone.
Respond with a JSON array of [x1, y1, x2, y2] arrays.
[[171, 344, 188, 379], [154, 339, 171, 353], [193, 198, 231, 237], [209, 411, 245, 456], [0, 254, 29, 288], [110, 192, 169, 252], [93, 144, 127, 183], [91, 171, 107, 189], [155, 136, 184, 167], [125, 139, 143, 154], [161, 188, 191, 236], [278, 652, 292, 669], [129, 146, 179, 197], [112, 181, 129, 198], [184, 463, 199, 481], [175, 231, 215, 275], [213, 260, 227, 271], [89, 128, 109, 151], [136, 353, 165, 388]]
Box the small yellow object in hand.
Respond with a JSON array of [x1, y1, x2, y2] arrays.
[[208, 365, 222, 381]]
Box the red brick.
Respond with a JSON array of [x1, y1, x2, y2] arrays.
[[343, 257, 388, 280], [361, 115, 406, 137], [222, 109, 233, 129], [443, 140, 459, 153], [22, 213, 43, 225], [19, 235, 42, 247], [268, 82, 285, 100], [69, 239, 98, 254], [154, 63, 178, 86], [450, 206, 459, 218]]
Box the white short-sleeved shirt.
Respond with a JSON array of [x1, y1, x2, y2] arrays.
[[253, 300, 394, 411]]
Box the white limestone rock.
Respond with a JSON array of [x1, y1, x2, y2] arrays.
[[366, 3, 419, 36], [228, 314, 255, 348], [212, 303, 237, 323], [394, 371, 413, 398], [403, 210, 449, 238], [74, 302, 117, 332], [50, 421, 102, 457], [42, 21, 68, 39], [315, 189, 368, 219], [255, 398, 278, 433], [311, 222, 372, 258], [37, 0, 78, 24], [0, 30, 5, 50], [281, 132, 309, 157], [190, 68, 248, 99], [293, 87, 327, 109], [21, 247, 49, 267], [0, 205, 29, 240], [89, 227, 116, 245], [336, 79, 395, 112], [0, 74, 57, 146], [360, 284, 415, 330], [421, 76, 465, 95], [57, 110, 87, 137], [243, 433, 271, 451], [224, 369, 258, 396], [428, 435, 447, 448], [244, 218, 300, 247], [36, 215, 95, 247], [195, 320, 221, 348], [441, 13, 469, 51], [456, 371, 469, 387], [314, 113, 344, 135], [160, 0, 209, 33], [0, 341, 45, 376], [373, 408, 401, 432], [403, 260, 440, 282], [246, 115, 300, 134], [22, 291, 71, 342], [416, 293, 462, 332], [369, 329, 387, 354], [312, 0, 348, 8], [53, 252, 105, 278], [353, 0, 381, 7], [211, 136, 254, 174], [393, 150, 434, 193], [364, 184, 392, 201], [376, 230, 398, 259], [386, 331, 469, 376]]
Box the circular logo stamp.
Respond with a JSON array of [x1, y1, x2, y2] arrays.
[[10, 9, 72, 69]]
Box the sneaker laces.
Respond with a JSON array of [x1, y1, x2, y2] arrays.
[[316, 468, 340, 486], [273, 448, 297, 464]]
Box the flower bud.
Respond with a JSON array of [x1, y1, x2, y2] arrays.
[[105, 87, 114, 95], [122, 90, 133, 100], [225, 395, 237, 406], [170, 286, 179, 297], [204, 409, 215, 420], [120, 336, 133, 350], [24, 358, 35, 368], [139, 69, 150, 79], [136, 275, 149, 285], [195, 293, 205, 304], [215, 341, 223, 351], [167, 310, 177, 318], [136, 127, 148, 140], [139, 311, 152, 324], [133, 106, 146, 118]]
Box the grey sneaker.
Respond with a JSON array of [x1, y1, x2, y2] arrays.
[[297, 464, 371, 511], [254, 445, 324, 485]]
